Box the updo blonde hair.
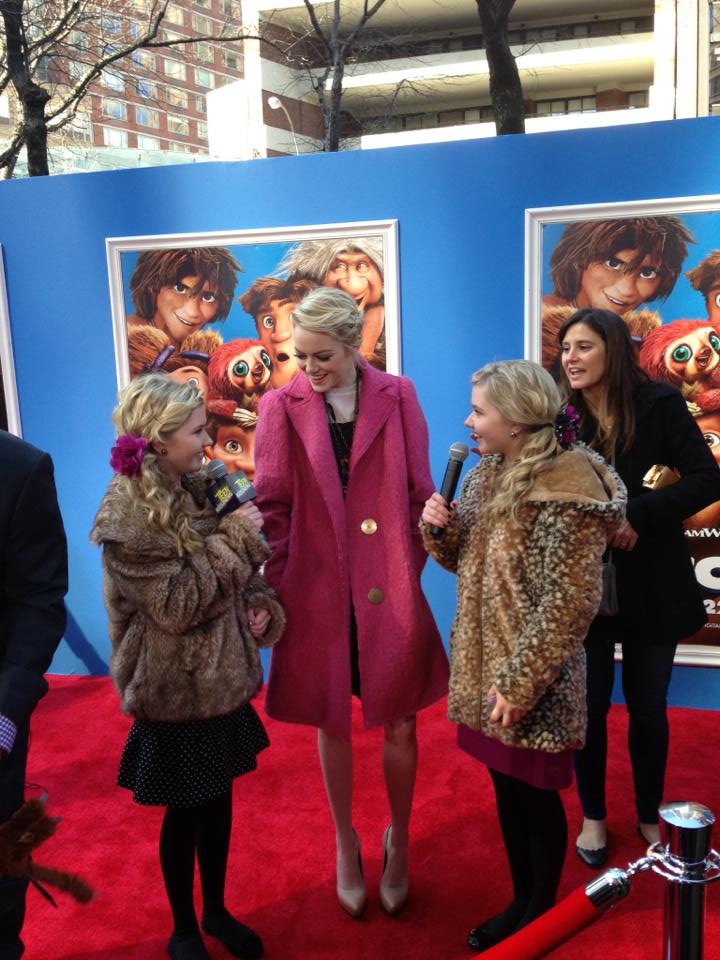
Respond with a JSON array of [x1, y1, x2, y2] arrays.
[[291, 287, 363, 349], [472, 360, 563, 523], [112, 373, 205, 554]]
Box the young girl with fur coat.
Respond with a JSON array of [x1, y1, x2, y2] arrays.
[[421, 360, 625, 954], [90, 374, 284, 960]]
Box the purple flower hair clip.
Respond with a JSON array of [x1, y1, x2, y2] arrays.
[[110, 434, 149, 478], [554, 404, 579, 449]]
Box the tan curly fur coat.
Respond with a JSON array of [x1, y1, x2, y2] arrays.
[[422, 446, 626, 752], [90, 473, 285, 722]]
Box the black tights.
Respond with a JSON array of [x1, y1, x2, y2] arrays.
[[482, 768, 567, 940], [159, 791, 233, 937]]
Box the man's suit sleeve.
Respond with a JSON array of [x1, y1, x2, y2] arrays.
[[0, 452, 68, 725]]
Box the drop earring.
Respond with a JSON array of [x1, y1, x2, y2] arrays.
[[160, 448, 168, 456]]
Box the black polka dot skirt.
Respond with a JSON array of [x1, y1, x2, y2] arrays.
[[117, 702, 269, 808]]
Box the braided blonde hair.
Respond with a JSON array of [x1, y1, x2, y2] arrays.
[[112, 373, 205, 555], [472, 360, 562, 524]]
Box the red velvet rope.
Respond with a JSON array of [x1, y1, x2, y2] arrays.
[[481, 886, 602, 959]]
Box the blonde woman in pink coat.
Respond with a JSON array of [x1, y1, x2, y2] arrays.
[[254, 287, 448, 918]]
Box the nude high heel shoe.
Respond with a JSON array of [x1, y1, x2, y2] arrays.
[[336, 828, 367, 918], [379, 825, 409, 916]]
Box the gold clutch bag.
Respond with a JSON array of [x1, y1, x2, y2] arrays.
[[642, 464, 679, 490]]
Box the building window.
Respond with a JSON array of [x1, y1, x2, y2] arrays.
[[136, 106, 160, 127], [196, 95, 207, 114], [101, 71, 125, 92], [197, 120, 208, 140], [69, 30, 89, 52], [193, 13, 213, 33], [132, 50, 155, 70], [163, 29, 184, 43], [220, 0, 241, 16], [137, 134, 161, 150], [102, 15, 122, 33], [102, 98, 127, 120], [164, 59, 187, 81], [166, 86, 189, 108], [168, 139, 190, 152], [195, 67, 214, 88], [168, 114, 190, 136], [194, 0, 211, 8], [103, 127, 128, 147], [221, 49, 239, 69], [136, 79, 157, 98], [166, 4, 184, 25], [196, 41, 214, 62], [628, 90, 648, 108]]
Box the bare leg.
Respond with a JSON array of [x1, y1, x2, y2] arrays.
[[317, 729, 365, 914], [380, 715, 416, 912]]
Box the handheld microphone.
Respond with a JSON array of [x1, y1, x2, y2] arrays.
[[205, 460, 257, 516], [430, 442, 469, 537]]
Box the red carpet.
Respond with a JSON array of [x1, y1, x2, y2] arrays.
[[20, 676, 720, 959]]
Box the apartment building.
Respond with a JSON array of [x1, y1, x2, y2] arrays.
[[228, 0, 711, 157], [2, 0, 245, 174]]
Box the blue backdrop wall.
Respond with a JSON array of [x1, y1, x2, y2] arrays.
[[3, 116, 720, 707]]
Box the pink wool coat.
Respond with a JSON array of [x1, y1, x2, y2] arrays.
[[254, 360, 449, 740]]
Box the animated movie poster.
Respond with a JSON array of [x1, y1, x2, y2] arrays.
[[0, 246, 20, 437], [527, 198, 720, 664], [106, 221, 399, 481]]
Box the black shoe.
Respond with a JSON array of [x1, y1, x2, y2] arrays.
[[201, 911, 264, 960], [575, 843, 608, 868], [467, 925, 502, 952], [167, 932, 211, 960]]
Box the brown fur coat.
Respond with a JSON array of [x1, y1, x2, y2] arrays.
[[90, 474, 285, 722], [422, 446, 626, 752]]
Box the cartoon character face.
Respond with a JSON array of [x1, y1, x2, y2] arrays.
[[158, 404, 210, 481], [576, 248, 662, 314], [204, 422, 256, 480], [663, 326, 720, 384], [254, 297, 299, 387], [168, 365, 209, 401], [696, 410, 720, 465], [323, 252, 383, 312], [226, 344, 272, 395], [706, 285, 720, 325], [154, 274, 219, 345]]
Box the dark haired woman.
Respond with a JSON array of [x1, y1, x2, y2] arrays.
[[558, 307, 720, 865]]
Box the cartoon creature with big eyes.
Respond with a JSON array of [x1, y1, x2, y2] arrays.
[[206, 338, 273, 420], [639, 319, 720, 413]]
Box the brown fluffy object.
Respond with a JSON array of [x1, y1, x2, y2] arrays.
[[0, 798, 94, 903]]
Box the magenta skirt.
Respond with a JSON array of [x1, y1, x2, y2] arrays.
[[457, 725, 573, 790]]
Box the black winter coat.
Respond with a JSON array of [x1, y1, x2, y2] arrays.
[[581, 383, 720, 644], [0, 431, 67, 727]]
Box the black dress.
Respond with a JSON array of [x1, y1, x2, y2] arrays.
[[118, 704, 269, 808], [326, 415, 362, 698]]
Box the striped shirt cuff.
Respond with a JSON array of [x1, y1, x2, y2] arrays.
[[0, 714, 17, 754]]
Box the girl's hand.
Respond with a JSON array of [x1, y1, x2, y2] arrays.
[[487, 685, 527, 728], [608, 518, 638, 551], [239, 501, 264, 531], [422, 492, 456, 529], [248, 606, 271, 638]]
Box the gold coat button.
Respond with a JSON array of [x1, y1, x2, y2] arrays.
[[361, 518, 378, 535], [368, 587, 384, 604]]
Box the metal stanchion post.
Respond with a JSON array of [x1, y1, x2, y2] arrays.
[[659, 801, 715, 960]]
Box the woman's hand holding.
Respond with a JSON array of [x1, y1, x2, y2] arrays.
[[422, 492, 456, 529], [608, 518, 638, 551], [248, 606, 271, 638], [238, 501, 264, 531], [487, 685, 527, 728]]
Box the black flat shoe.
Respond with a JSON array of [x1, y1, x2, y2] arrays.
[[167, 933, 211, 960], [467, 925, 502, 953], [575, 843, 608, 868], [201, 912, 264, 960]]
